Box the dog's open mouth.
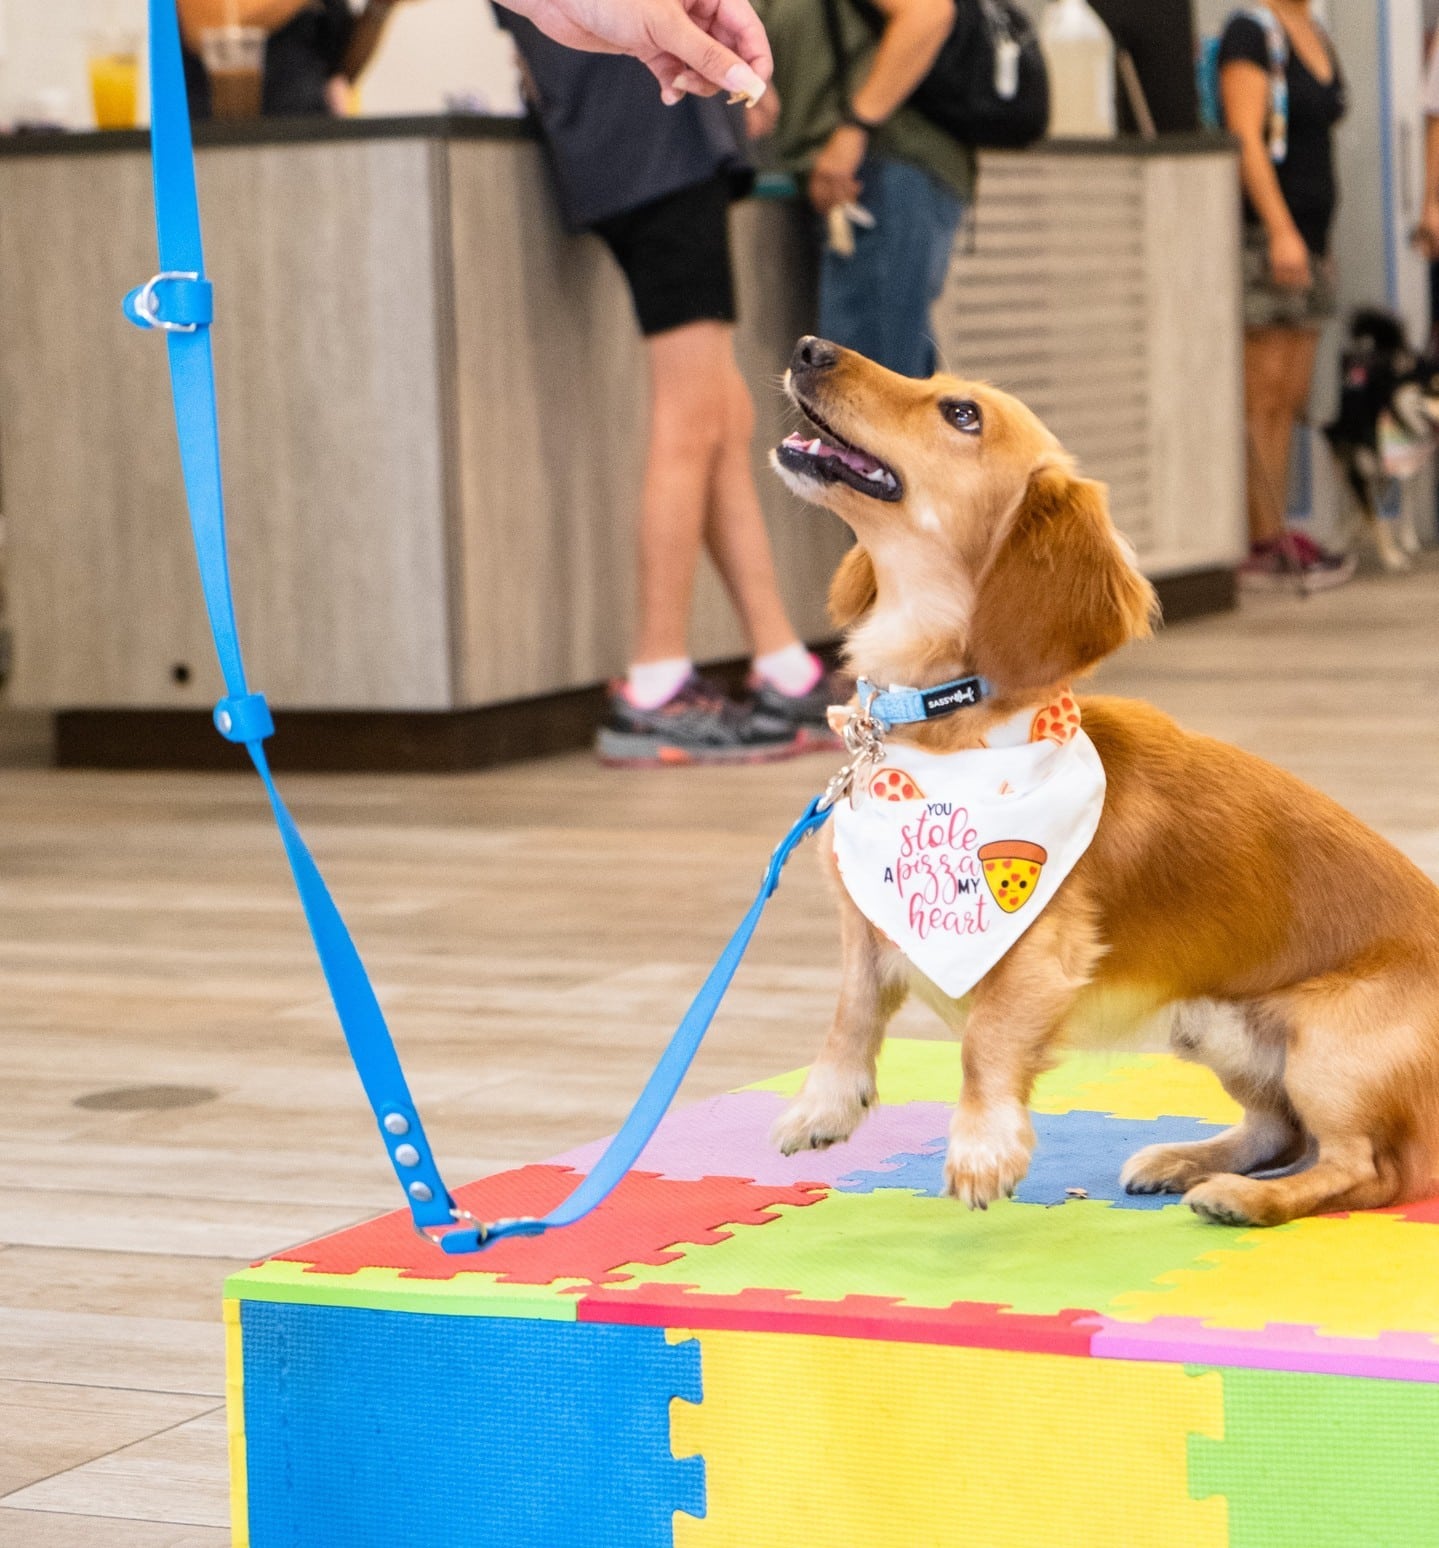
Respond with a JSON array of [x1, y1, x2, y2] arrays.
[[776, 401, 902, 502]]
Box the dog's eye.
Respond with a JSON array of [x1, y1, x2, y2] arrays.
[[942, 399, 982, 435]]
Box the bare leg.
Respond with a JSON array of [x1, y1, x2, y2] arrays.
[[944, 904, 1101, 1208], [631, 323, 729, 664], [1122, 1001, 1305, 1195], [771, 839, 909, 1154], [702, 352, 802, 658], [1244, 328, 1298, 545]]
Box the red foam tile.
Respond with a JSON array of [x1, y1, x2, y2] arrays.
[[265, 1165, 827, 1285], [578, 1283, 1099, 1355]]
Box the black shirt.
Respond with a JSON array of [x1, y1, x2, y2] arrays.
[[183, 0, 355, 118], [501, 13, 750, 231], [1219, 13, 1346, 256]]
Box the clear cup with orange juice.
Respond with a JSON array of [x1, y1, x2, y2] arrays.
[[88, 31, 140, 130]]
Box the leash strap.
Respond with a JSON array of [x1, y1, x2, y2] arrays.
[[124, 0, 832, 1254], [856, 674, 992, 729]]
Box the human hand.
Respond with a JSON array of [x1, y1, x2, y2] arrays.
[[1268, 225, 1312, 290], [500, 0, 771, 103], [745, 83, 780, 138], [808, 124, 866, 214]]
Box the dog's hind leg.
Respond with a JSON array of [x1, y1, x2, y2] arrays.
[[1121, 1001, 1306, 1196], [771, 842, 908, 1156], [1183, 982, 1422, 1226]]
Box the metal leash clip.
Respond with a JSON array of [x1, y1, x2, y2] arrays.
[[817, 689, 887, 813]]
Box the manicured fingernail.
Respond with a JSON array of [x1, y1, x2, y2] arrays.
[[724, 63, 766, 104]]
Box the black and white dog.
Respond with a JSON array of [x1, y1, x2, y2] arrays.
[[1323, 309, 1437, 572]]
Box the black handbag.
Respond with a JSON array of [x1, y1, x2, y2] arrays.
[[823, 0, 1050, 149]]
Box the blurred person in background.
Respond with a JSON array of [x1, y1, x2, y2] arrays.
[[754, 0, 970, 379], [503, 18, 839, 765], [1220, 1, 1353, 589], [178, 0, 407, 116], [1418, 20, 1439, 351]]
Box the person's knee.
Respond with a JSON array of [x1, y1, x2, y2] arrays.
[[651, 380, 728, 460], [721, 369, 756, 450]]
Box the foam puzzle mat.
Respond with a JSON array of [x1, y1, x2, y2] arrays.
[[226, 1040, 1439, 1547]]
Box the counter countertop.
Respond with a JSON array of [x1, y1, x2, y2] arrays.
[[0, 116, 1232, 159]]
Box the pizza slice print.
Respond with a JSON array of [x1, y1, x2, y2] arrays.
[[979, 841, 1048, 913], [869, 767, 925, 802], [1031, 692, 1082, 746]]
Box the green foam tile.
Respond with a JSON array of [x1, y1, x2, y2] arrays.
[[604, 1190, 1234, 1319], [1189, 1365, 1439, 1548]]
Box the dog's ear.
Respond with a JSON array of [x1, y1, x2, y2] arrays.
[[968, 468, 1155, 693], [829, 544, 878, 629]]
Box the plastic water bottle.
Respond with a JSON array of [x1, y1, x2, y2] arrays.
[[1039, 0, 1116, 138]]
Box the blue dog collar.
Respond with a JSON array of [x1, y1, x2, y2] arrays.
[[855, 674, 992, 730]]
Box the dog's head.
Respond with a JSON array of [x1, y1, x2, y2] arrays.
[[772, 338, 1155, 699]]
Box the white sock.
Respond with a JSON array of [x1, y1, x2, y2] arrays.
[[625, 656, 693, 710], [753, 642, 823, 698]]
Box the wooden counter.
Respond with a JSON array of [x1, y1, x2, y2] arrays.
[[0, 120, 1244, 768]]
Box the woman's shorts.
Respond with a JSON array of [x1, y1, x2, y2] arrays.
[[1242, 227, 1338, 329], [592, 173, 737, 337]]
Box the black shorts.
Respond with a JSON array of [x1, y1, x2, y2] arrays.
[[592, 173, 737, 337]]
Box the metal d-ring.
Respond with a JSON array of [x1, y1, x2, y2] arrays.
[[415, 1207, 489, 1250], [135, 271, 203, 333]]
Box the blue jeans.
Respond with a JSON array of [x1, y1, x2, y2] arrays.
[[818, 155, 964, 380]]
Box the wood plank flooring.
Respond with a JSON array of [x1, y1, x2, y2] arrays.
[[2, 560, 1437, 1544]]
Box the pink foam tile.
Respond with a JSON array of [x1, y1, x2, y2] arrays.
[[550, 1089, 951, 1187], [1090, 1316, 1439, 1383]]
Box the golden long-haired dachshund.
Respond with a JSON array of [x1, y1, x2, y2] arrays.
[[769, 337, 1439, 1227]]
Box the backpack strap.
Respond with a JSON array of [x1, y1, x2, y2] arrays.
[[1238, 5, 1289, 162]]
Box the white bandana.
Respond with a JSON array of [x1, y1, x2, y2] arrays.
[[831, 696, 1106, 998]]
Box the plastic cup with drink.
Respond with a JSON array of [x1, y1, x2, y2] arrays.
[[88, 30, 141, 129], [200, 25, 267, 119]]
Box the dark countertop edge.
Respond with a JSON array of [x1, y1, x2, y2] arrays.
[[991, 131, 1235, 157], [0, 118, 1232, 160], [0, 111, 536, 158]]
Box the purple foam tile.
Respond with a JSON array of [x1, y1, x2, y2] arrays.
[[1091, 1317, 1439, 1384], [551, 1090, 952, 1187]]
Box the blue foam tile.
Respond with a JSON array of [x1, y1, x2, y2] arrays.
[[836, 1111, 1225, 1209], [241, 1302, 705, 1547]]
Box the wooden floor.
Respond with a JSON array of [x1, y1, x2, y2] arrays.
[[2, 560, 1437, 1545]]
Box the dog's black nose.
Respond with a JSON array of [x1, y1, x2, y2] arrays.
[[792, 336, 841, 373]]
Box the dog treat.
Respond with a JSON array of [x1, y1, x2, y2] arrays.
[[869, 767, 925, 803], [1065, 1186, 1089, 1199], [978, 841, 1048, 913]]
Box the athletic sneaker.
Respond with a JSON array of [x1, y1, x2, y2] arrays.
[[1238, 532, 1357, 592], [596, 674, 804, 767], [750, 669, 853, 750]]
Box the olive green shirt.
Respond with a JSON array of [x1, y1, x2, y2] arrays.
[[755, 0, 976, 200]]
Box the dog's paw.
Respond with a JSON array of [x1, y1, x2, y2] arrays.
[[770, 1064, 876, 1156], [1120, 1142, 1212, 1196], [943, 1104, 1034, 1210], [1183, 1173, 1269, 1227]]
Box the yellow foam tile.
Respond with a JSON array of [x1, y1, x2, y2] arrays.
[[746, 1039, 1240, 1123], [1109, 1214, 1439, 1338], [669, 1328, 1226, 1548], [224, 1297, 249, 1548], [1032, 1054, 1242, 1123]]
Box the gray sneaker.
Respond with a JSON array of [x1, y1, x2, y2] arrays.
[[750, 669, 852, 750], [596, 674, 804, 767]]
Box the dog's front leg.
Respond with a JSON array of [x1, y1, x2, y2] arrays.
[[945, 907, 1095, 1208], [771, 842, 907, 1155]]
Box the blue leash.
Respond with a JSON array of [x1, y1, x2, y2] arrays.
[[123, 0, 834, 1253]]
